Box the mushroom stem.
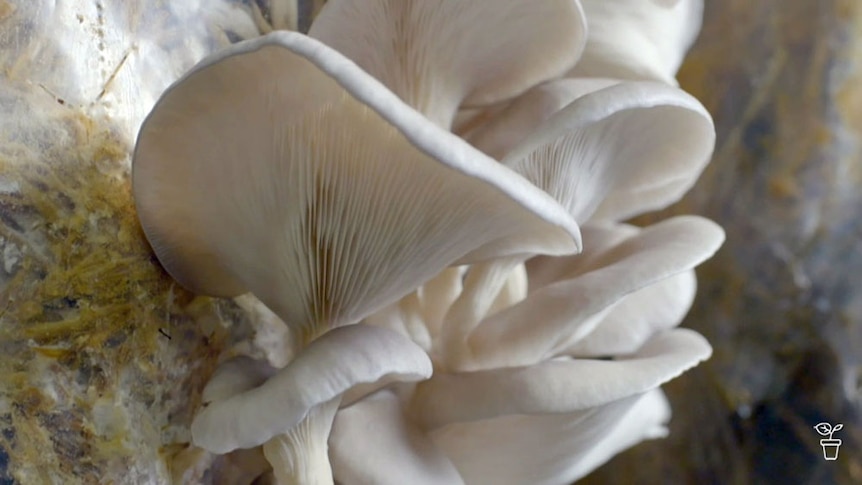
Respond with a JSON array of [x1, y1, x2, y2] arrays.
[[439, 257, 523, 370], [263, 397, 341, 485]]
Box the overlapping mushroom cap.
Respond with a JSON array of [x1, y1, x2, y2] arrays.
[[311, 1, 723, 476], [133, 31, 581, 341], [309, 0, 587, 127], [335, 217, 724, 484], [192, 324, 432, 453], [426, 78, 717, 371], [454, 0, 709, 213], [496, 80, 714, 222]]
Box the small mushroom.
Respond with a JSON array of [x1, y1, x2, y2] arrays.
[[192, 324, 433, 483], [308, 0, 587, 127], [133, 31, 581, 344]]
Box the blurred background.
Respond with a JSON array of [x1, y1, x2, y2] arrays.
[[585, 1, 862, 483]]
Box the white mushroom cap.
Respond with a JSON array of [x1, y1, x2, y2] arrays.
[[410, 328, 711, 429], [133, 32, 580, 337], [429, 390, 671, 485], [563, 267, 697, 358], [191, 324, 433, 453], [464, 216, 724, 369], [308, 0, 587, 127], [436, 81, 715, 369], [462, 78, 623, 160], [571, 0, 704, 85], [555, 389, 672, 480], [499, 81, 715, 223], [332, 386, 672, 485]]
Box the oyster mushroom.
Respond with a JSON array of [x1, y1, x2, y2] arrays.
[[133, 31, 581, 482], [426, 388, 674, 485], [192, 325, 433, 483], [342, 216, 724, 484], [461, 216, 724, 370], [457, 0, 705, 150], [499, 81, 715, 222], [132, 31, 581, 344], [308, 0, 587, 127], [459, 78, 624, 160], [526, 222, 701, 358], [462, 79, 715, 221], [439, 81, 714, 367]]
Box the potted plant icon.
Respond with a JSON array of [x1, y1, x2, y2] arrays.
[[814, 422, 843, 460]]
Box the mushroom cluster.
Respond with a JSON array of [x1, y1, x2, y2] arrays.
[[132, 0, 720, 484]]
